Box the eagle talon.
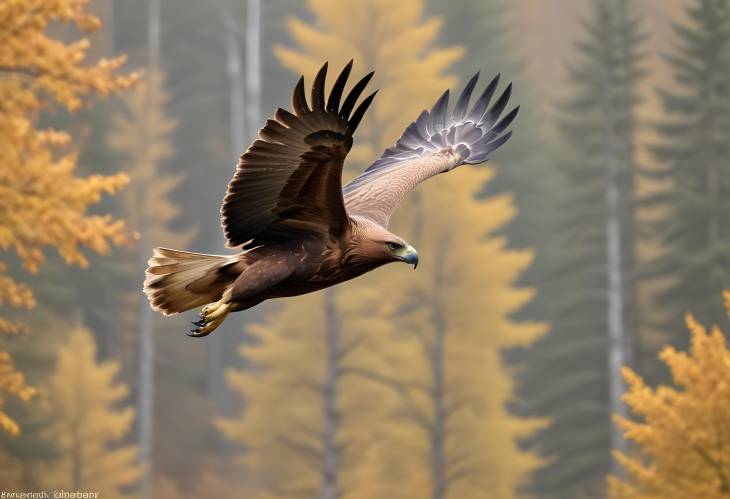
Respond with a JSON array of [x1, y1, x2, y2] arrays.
[[186, 300, 231, 338]]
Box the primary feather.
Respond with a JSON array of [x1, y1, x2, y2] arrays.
[[343, 72, 517, 227]]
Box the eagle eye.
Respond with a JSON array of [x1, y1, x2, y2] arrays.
[[386, 242, 402, 252]]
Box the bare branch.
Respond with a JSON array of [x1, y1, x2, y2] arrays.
[[337, 333, 365, 362], [444, 397, 468, 421], [339, 366, 429, 394], [446, 448, 474, 475], [392, 405, 433, 433], [445, 464, 477, 486], [277, 434, 321, 468]]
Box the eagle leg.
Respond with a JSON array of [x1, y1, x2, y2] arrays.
[[188, 299, 231, 338]]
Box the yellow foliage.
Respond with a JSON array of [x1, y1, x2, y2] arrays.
[[0, 351, 35, 437], [381, 167, 546, 498], [219, 167, 545, 499], [41, 327, 142, 497], [218, 288, 401, 498], [109, 69, 193, 248], [0, 0, 136, 434], [609, 294, 730, 499], [154, 472, 246, 499]]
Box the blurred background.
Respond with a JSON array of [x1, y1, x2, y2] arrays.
[[1, 0, 729, 498]]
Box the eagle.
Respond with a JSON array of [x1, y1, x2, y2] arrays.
[[144, 61, 517, 337]]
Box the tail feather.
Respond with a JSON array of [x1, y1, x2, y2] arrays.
[[144, 247, 239, 316]]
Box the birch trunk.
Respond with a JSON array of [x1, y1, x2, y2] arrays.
[[606, 149, 627, 467], [321, 289, 341, 499], [245, 0, 261, 140], [138, 0, 160, 496], [208, 0, 246, 401], [603, 11, 629, 468], [430, 242, 448, 499]]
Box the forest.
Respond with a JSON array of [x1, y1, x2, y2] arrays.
[[1, 0, 729, 498]]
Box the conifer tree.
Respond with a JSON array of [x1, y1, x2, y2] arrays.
[[378, 167, 545, 499], [0, 0, 136, 437], [644, 0, 730, 342], [516, 1, 646, 497], [220, 2, 543, 498], [42, 327, 142, 497], [432, 6, 575, 497], [217, 288, 401, 498], [219, 168, 544, 499], [108, 67, 194, 497], [220, 2, 461, 497]]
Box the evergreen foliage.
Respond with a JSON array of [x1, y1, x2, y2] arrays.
[[514, 1, 646, 496], [644, 0, 730, 342], [42, 328, 142, 497]]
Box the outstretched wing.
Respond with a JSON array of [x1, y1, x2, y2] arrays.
[[221, 61, 376, 248], [343, 73, 517, 228]]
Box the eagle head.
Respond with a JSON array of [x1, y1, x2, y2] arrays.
[[347, 218, 419, 270]]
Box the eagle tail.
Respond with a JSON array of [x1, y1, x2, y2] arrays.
[[143, 247, 239, 316]]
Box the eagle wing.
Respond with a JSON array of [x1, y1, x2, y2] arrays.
[[343, 73, 517, 228], [221, 61, 376, 248]]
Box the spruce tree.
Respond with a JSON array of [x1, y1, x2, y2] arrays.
[[644, 0, 730, 344], [43, 328, 142, 497], [514, 1, 646, 497]]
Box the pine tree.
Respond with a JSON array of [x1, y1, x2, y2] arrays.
[[108, 67, 194, 496], [515, 1, 646, 496], [217, 288, 400, 498], [609, 291, 730, 499], [0, 0, 136, 437], [378, 167, 545, 499], [431, 5, 577, 496], [219, 167, 544, 499], [42, 327, 142, 497], [110, 0, 248, 484], [109, 69, 192, 263], [219, 2, 542, 498], [644, 0, 730, 343]]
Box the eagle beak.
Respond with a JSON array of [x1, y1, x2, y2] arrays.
[[401, 246, 419, 269]]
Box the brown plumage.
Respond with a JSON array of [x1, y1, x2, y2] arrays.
[[143, 61, 518, 336]]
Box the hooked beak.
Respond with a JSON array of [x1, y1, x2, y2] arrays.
[[400, 245, 419, 269]]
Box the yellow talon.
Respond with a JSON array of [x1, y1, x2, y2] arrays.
[[189, 300, 231, 337]]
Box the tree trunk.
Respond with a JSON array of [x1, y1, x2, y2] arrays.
[[603, 9, 630, 470], [321, 289, 341, 499], [72, 359, 84, 491], [245, 0, 261, 141], [138, 0, 160, 496], [208, 0, 247, 402], [606, 145, 627, 467], [430, 243, 448, 499]]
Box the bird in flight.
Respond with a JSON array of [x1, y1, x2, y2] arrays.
[[144, 61, 518, 337]]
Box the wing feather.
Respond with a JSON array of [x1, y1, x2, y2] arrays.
[[343, 73, 517, 227], [221, 61, 376, 248]]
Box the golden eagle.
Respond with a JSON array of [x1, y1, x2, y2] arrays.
[[144, 61, 517, 336]]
